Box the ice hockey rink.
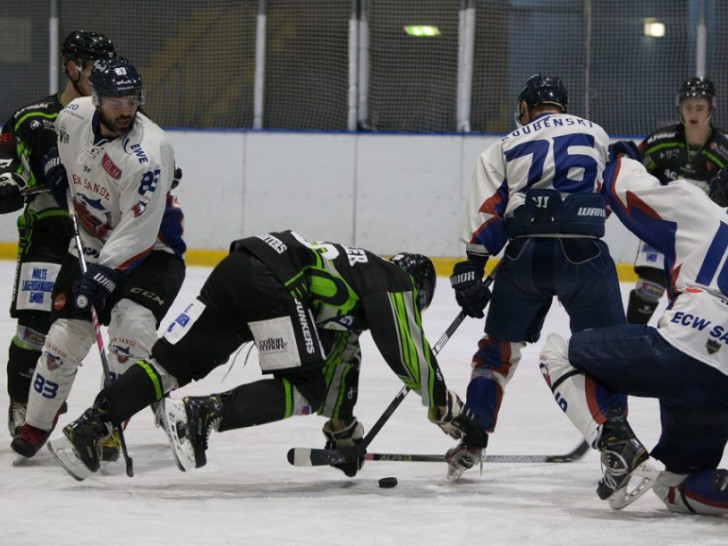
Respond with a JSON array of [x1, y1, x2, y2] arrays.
[[1, 262, 726, 546]]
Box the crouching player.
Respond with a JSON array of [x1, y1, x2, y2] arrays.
[[539, 155, 728, 513], [48, 231, 477, 480]]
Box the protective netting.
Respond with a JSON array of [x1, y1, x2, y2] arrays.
[[263, 0, 351, 131], [363, 0, 460, 133], [2, 0, 728, 136]]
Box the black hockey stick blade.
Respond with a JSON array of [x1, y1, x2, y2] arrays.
[[362, 440, 590, 464]]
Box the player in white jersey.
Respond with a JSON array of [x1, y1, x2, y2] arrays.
[[11, 57, 186, 461], [540, 153, 728, 512], [445, 74, 625, 480]]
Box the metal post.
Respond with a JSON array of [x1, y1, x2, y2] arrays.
[[253, 0, 267, 129], [696, 0, 707, 77], [49, 0, 59, 93], [357, 0, 369, 130], [456, 0, 475, 132], [348, 0, 359, 131]]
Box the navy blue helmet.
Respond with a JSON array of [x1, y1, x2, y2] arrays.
[[390, 253, 436, 311], [89, 57, 144, 105], [61, 30, 115, 67], [515, 73, 568, 125]]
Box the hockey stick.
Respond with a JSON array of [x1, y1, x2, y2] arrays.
[[67, 194, 134, 477], [364, 439, 590, 464], [288, 265, 498, 468]]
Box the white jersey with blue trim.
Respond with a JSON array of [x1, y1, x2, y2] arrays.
[[603, 157, 728, 374], [460, 112, 610, 256], [55, 96, 184, 272]]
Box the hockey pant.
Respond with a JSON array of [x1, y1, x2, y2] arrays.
[[24, 299, 157, 430]]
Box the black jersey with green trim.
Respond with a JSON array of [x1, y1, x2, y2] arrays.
[[638, 122, 728, 190], [234, 231, 443, 405], [0, 93, 63, 193], [234, 230, 415, 332]]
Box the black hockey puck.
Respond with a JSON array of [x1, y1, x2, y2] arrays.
[[378, 477, 398, 488]]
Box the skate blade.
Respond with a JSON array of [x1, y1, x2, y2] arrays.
[[446, 463, 466, 483], [47, 435, 93, 482], [607, 460, 661, 510], [161, 398, 195, 472]]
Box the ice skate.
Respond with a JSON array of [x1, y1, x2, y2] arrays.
[[597, 404, 659, 509], [445, 442, 484, 482], [10, 401, 68, 461], [47, 407, 114, 481], [162, 395, 222, 471], [8, 399, 26, 438]]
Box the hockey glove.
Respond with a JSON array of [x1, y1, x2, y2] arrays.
[[608, 140, 641, 163], [172, 165, 182, 189], [0, 172, 26, 213], [322, 418, 365, 478], [709, 167, 728, 207], [428, 390, 465, 439], [73, 264, 121, 318], [42, 147, 69, 209], [450, 260, 491, 318]]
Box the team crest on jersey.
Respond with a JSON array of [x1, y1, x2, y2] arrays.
[[707, 339, 721, 355], [102, 153, 122, 179], [44, 351, 62, 371]]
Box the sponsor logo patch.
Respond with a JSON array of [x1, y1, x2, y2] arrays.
[[102, 153, 122, 179]]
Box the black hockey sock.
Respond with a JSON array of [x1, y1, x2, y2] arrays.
[[626, 289, 659, 325], [7, 343, 41, 402], [95, 360, 163, 426], [217, 378, 293, 431]]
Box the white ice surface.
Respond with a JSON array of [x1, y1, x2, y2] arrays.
[[0, 263, 726, 545]]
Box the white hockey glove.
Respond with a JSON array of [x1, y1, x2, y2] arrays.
[[322, 418, 365, 477]]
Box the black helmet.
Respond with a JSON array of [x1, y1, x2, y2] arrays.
[[390, 253, 436, 311], [515, 73, 568, 125], [678, 77, 715, 107], [89, 57, 144, 105], [61, 30, 115, 67]]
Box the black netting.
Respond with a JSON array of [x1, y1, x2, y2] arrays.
[[365, 0, 460, 133], [263, 0, 350, 130], [0, 0, 51, 123], [2, 1, 728, 135], [58, 0, 256, 129]]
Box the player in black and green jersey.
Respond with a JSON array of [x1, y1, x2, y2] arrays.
[[627, 77, 728, 325], [48, 231, 475, 481], [0, 31, 116, 438]]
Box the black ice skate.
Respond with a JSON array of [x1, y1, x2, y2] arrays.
[[597, 404, 659, 509], [47, 407, 114, 481], [162, 395, 222, 471], [443, 405, 489, 482]]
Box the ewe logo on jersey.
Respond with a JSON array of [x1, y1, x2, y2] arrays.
[[102, 153, 122, 179]]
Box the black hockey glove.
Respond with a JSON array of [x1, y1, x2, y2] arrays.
[[0, 172, 26, 213], [73, 264, 121, 318], [709, 167, 728, 207], [172, 165, 182, 189], [608, 140, 641, 163], [42, 146, 69, 208], [450, 259, 491, 319]]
